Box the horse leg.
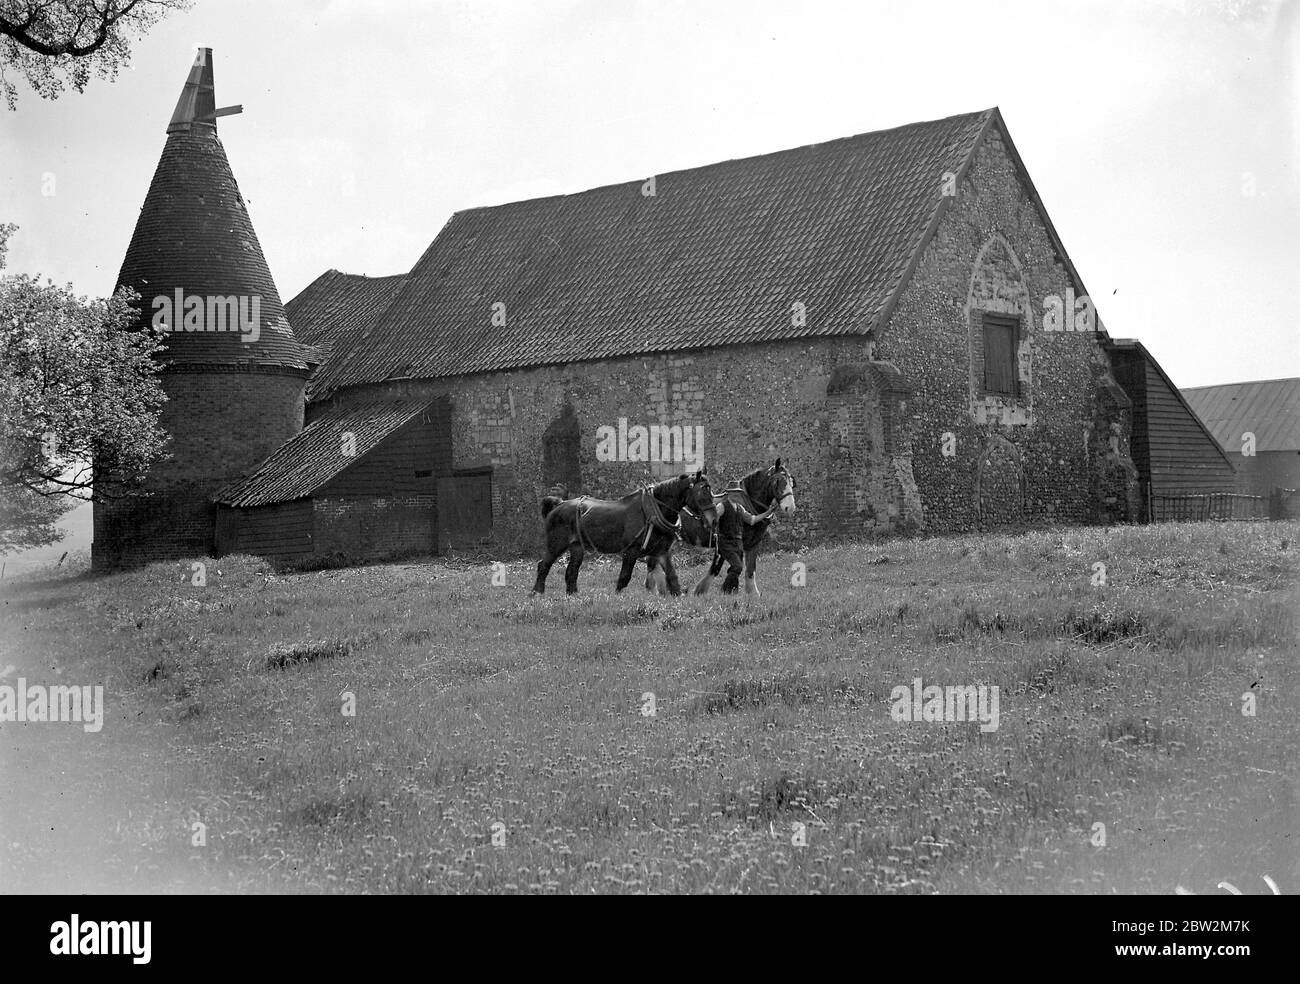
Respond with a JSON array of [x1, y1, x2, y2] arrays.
[[615, 550, 638, 592], [659, 553, 683, 596], [743, 550, 760, 599], [564, 543, 585, 594], [643, 557, 667, 594], [532, 532, 565, 594]]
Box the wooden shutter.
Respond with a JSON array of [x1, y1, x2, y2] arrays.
[[436, 471, 493, 549], [982, 313, 1019, 396]]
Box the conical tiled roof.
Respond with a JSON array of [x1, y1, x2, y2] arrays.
[[117, 49, 311, 369]]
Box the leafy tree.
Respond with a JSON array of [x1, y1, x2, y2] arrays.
[[0, 224, 169, 552], [0, 0, 191, 108]]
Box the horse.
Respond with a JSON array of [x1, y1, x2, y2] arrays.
[[643, 498, 714, 593], [532, 469, 713, 595], [692, 458, 797, 598]]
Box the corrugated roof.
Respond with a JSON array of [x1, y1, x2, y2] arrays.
[[311, 108, 999, 393], [214, 400, 433, 507], [1182, 378, 1300, 452], [117, 50, 313, 370]]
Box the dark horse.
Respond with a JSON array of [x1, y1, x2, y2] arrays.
[[691, 459, 797, 598], [532, 470, 713, 595]]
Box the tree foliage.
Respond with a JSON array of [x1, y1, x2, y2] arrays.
[[0, 0, 191, 108], [0, 224, 170, 553]]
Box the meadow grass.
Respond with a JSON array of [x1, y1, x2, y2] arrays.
[[1, 521, 1296, 894]]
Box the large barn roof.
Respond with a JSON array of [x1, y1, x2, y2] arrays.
[[214, 399, 433, 507], [308, 107, 1017, 394], [1182, 377, 1300, 452]]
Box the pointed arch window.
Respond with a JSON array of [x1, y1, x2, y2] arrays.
[[982, 312, 1020, 398]]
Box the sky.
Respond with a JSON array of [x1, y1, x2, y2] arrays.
[[1, 0, 1297, 395]]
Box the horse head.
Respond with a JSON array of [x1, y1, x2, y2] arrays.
[[746, 458, 797, 516], [688, 466, 713, 513], [649, 466, 712, 515]]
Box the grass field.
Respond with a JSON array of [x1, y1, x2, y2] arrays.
[[1, 520, 1297, 894]]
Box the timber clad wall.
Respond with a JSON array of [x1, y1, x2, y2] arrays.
[[214, 500, 313, 559], [315, 413, 450, 497], [1108, 342, 1237, 506], [307, 412, 449, 558], [1143, 361, 1236, 494], [210, 407, 451, 564]]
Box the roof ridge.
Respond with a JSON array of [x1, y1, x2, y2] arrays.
[[1183, 376, 1300, 390], [307, 107, 1007, 393], [454, 107, 998, 216]]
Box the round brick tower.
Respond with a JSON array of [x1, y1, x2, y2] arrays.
[[93, 49, 313, 569]]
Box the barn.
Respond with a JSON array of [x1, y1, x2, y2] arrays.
[[261, 105, 1145, 562], [1104, 339, 1241, 520], [97, 48, 1228, 570], [1183, 377, 1300, 518]]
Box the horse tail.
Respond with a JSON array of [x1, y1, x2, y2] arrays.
[[541, 495, 563, 518]]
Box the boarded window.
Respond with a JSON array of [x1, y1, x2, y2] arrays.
[[437, 470, 492, 549], [982, 313, 1019, 397], [542, 402, 582, 494]]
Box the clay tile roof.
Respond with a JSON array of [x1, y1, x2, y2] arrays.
[[1182, 378, 1300, 452], [285, 270, 406, 396], [117, 49, 313, 370], [312, 108, 997, 393], [214, 399, 433, 507]]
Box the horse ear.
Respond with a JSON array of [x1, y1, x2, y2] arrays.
[[701, 464, 708, 475], [773, 457, 782, 471]]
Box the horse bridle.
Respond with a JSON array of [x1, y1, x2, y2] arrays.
[[768, 469, 796, 513]]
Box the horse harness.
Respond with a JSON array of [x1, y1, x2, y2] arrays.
[[572, 488, 684, 553], [681, 503, 717, 551], [636, 487, 683, 551]]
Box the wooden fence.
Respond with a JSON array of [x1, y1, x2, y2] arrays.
[[1149, 492, 1269, 522]]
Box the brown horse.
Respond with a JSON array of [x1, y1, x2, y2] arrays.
[[645, 459, 797, 596], [692, 459, 797, 598], [533, 469, 713, 595]]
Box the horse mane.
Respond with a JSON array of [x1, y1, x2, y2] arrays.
[[614, 472, 690, 504], [738, 467, 773, 499]]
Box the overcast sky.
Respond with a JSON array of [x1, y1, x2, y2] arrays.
[[1, 0, 1296, 389]]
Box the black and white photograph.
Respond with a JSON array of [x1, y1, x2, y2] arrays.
[[0, 0, 1296, 937]]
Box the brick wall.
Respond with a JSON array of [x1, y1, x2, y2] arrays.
[[93, 364, 307, 568], [313, 495, 436, 558]]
